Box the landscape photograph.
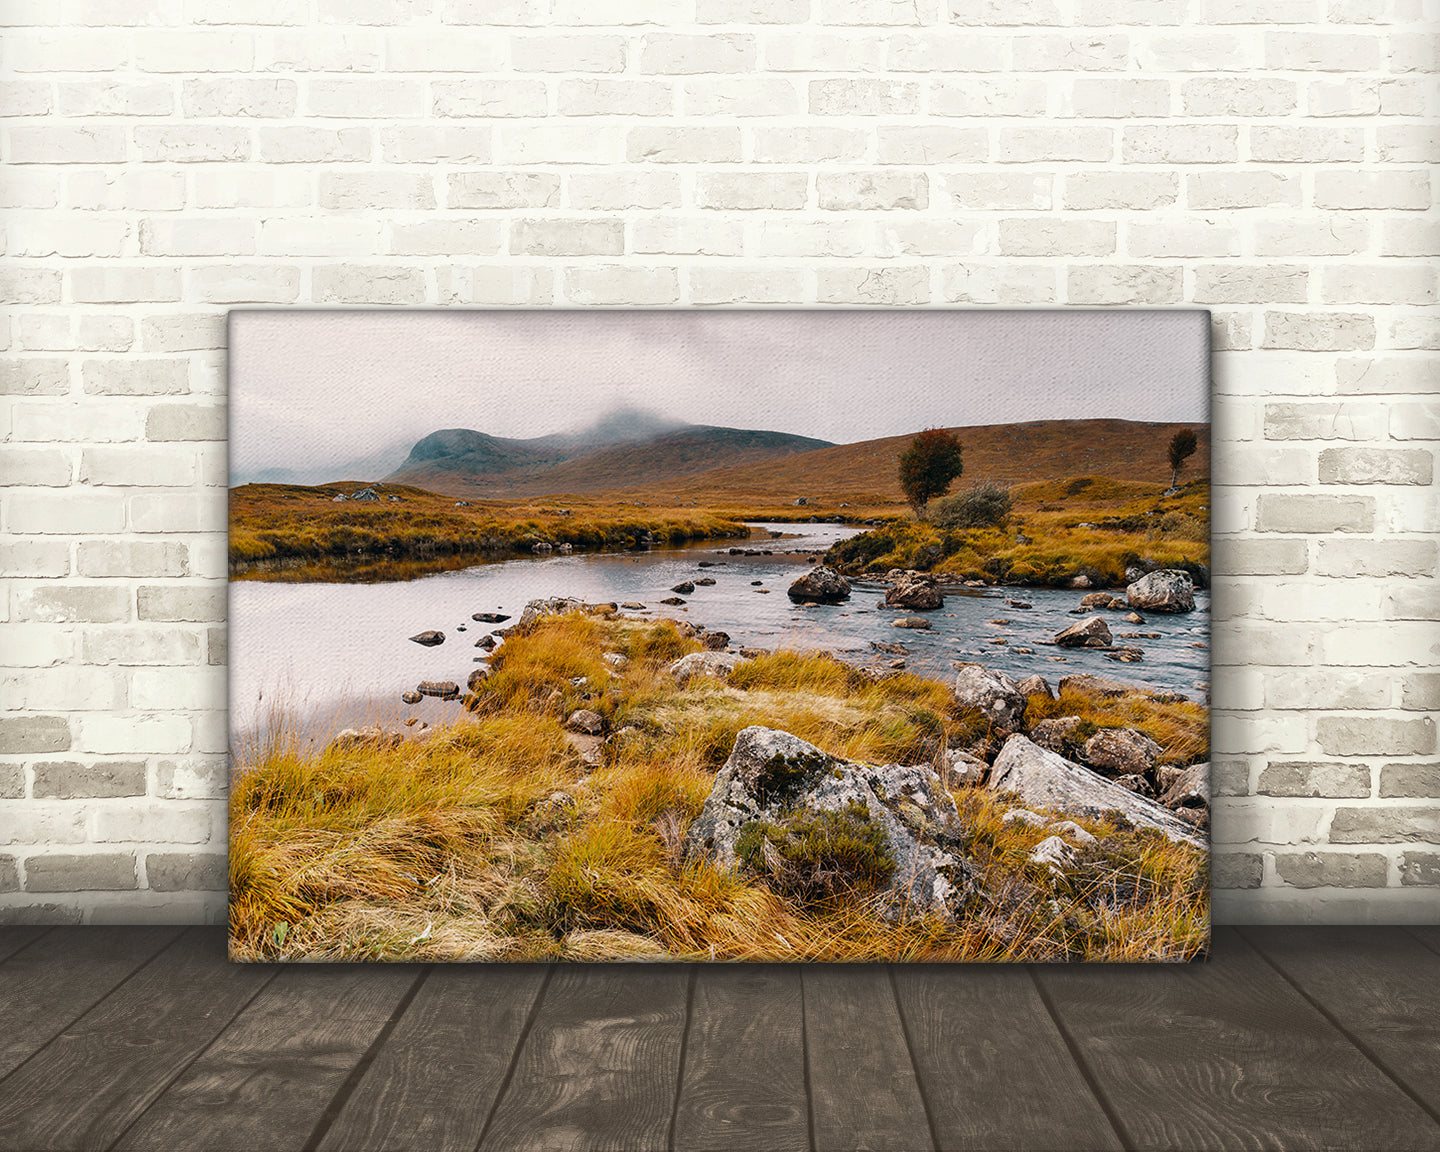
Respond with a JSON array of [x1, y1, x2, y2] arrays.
[[228, 309, 1212, 964]]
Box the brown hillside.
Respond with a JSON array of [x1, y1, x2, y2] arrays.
[[591, 419, 1211, 507]]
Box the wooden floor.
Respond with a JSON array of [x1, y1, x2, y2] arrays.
[[0, 927, 1436, 1152]]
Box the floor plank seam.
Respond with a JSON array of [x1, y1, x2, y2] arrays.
[[301, 965, 433, 1152], [1238, 927, 1440, 1135], [473, 963, 555, 1152], [0, 927, 186, 1095], [0, 926, 56, 966], [799, 969, 817, 1152], [665, 965, 700, 1152], [886, 967, 940, 1152], [1027, 967, 1136, 1152], [102, 955, 286, 1152], [1404, 927, 1440, 960]]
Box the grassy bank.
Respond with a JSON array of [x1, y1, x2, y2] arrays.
[[231, 611, 1208, 963], [826, 476, 1210, 587], [229, 482, 750, 576]]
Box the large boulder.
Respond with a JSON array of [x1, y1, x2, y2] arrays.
[[1081, 728, 1162, 778], [1054, 616, 1112, 648], [987, 736, 1204, 848], [1126, 569, 1196, 614], [683, 727, 979, 921], [787, 566, 851, 604], [566, 708, 606, 736], [666, 651, 745, 685], [1158, 762, 1210, 812], [952, 664, 1027, 729], [1028, 716, 1083, 756], [885, 575, 944, 611]]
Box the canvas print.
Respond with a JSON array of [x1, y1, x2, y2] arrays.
[[229, 310, 1211, 963]]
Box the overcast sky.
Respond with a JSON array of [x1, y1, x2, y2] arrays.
[[229, 309, 1210, 484]]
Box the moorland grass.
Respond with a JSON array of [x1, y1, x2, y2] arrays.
[[231, 612, 1209, 964]]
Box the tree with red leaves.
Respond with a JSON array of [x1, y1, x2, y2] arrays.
[[898, 428, 964, 517]]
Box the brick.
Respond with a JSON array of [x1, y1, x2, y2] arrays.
[[1123, 124, 1238, 164], [208, 627, 226, 667], [438, 267, 554, 305], [1266, 31, 1382, 71], [825, 0, 938, 20], [1251, 126, 1365, 164], [639, 33, 755, 74], [944, 173, 1052, 210], [258, 219, 381, 257], [81, 359, 190, 397], [0, 858, 16, 894], [1262, 315, 1376, 353], [817, 266, 929, 305], [312, 266, 427, 305], [432, 79, 546, 118], [25, 854, 136, 892], [1314, 170, 1430, 211], [1127, 221, 1240, 258], [1137, 32, 1259, 71], [1255, 494, 1374, 533], [10, 216, 130, 259], [385, 127, 494, 164], [1400, 853, 1440, 886], [1196, 266, 1307, 304], [1212, 799, 1325, 845], [182, 78, 296, 117], [626, 127, 740, 164], [1066, 78, 1170, 118], [1402, 676, 1440, 711], [0, 360, 69, 397], [135, 585, 224, 623], [511, 35, 626, 71], [632, 218, 744, 256], [9, 489, 129, 535], [320, 172, 435, 211], [684, 79, 800, 117], [0, 80, 53, 115], [0, 716, 71, 754], [0, 622, 73, 667], [817, 172, 927, 210], [307, 77, 425, 118], [1318, 716, 1435, 758], [1319, 448, 1433, 486], [389, 221, 502, 256], [1275, 852, 1388, 889], [129, 492, 223, 534], [563, 267, 679, 306], [1331, 806, 1439, 844], [131, 667, 226, 711], [1254, 216, 1369, 258], [1322, 265, 1436, 306], [73, 714, 192, 755], [696, 173, 809, 210], [156, 758, 227, 800], [1212, 853, 1263, 889], [0, 268, 62, 305], [135, 30, 252, 71], [1380, 763, 1439, 798], [557, 79, 673, 117], [139, 316, 225, 355], [949, 0, 1061, 24], [1381, 218, 1440, 258], [874, 221, 982, 258], [257, 126, 372, 164], [447, 172, 560, 210], [147, 404, 226, 441], [0, 766, 21, 802], [567, 172, 680, 211], [81, 628, 203, 665], [146, 853, 226, 892], [72, 268, 183, 305], [1012, 34, 1128, 71], [1067, 266, 1182, 305], [943, 265, 1058, 304], [441, 0, 547, 23], [260, 30, 384, 71], [1378, 125, 1440, 165], [688, 268, 807, 306], [1257, 761, 1371, 798], [0, 542, 71, 579], [810, 78, 920, 116], [698, 0, 810, 18], [1182, 77, 1295, 116], [32, 761, 146, 799], [1386, 583, 1440, 621], [997, 126, 1113, 163], [1317, 539, 1437, 578], [999, 219, 1114, 257], [755, 221, 868, 257], [512, 219, 624, 257], [1188, 171, 1299, 210], [876, 126, 987, 164], [0, 905, 82, 925], [76, 541, 189, 578], [133, 126, 251, 163], [1389, 316, 1440, 351], [0, 171, 60, 211], [7, 126, 126, 164]]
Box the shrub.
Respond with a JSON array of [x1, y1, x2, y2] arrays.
[[932, 483, 1013, 531]]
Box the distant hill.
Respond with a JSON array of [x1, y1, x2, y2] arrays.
[[590, 419, 1211, 507], [386, 412, 833, 497]]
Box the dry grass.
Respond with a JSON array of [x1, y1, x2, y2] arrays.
[[231, 612, 1208, 964]]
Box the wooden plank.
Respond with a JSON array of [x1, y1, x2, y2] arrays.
[[0, 928, 274, 1152], [1244, 925, 1440, 1128], [0, 927, 51, 964], [892, 964, 1122, 1152], [673, 965, 808, 1152], [802, 965, 934, 1152], [1411, 926, 1440, 957], [1035, 927, 1440, 1151], [314, 965, 549, 1152], [478, 963, 690, 1152], [0, 926, 183, 1080], [113, 963, 423, 1152]]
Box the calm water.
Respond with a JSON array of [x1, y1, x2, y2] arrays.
[[230, 523, 1210, 741]]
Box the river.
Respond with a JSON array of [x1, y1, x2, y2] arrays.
[[230, 522, 1210, 745]]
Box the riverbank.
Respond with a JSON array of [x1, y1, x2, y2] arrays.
[[231, 607, 1208, 964], [229, 482, 751, 577]]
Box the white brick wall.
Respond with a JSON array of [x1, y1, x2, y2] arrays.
[[1, 1, 1435, 926]]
